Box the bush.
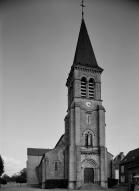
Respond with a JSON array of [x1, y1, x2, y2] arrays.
[[0, 177, 7, 185]]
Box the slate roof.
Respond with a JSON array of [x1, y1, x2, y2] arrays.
[[120, 148, 139, 164], [114, 152, 124, 162], [73, 18, 103, 71], [27, 148, 51, 156]]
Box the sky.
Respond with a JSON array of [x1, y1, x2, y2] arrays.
[[0, 0, 139, 176]]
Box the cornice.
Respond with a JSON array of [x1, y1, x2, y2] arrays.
[[66, 65, 102, 87]]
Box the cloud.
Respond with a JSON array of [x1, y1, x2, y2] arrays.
[[3, 156, 21, 165], [3, 156, 24, 176]]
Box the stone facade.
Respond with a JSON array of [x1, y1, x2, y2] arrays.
[[27, 148, 50, 187], [37, 135, 68, 189], [27, 18, 113, 189]]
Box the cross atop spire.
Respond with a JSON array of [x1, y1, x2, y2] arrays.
[[80, 0, 85, 19]]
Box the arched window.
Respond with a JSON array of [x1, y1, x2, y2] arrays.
[[85, 132, 93, 147], [85, 134, 88, 146], [81, 77, 87, 98], [88, 134, 92, 146], [88, 78, 95, 99]]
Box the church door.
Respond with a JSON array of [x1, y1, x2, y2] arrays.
[[84, 168, 94, 183]]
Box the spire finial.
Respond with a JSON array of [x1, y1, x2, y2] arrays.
[[80, 0, 85, 19]]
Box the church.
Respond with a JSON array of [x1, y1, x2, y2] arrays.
[[27, 9, 113, 189]]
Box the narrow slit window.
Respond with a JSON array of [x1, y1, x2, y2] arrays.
[[55, 162, 58, 171], [86, 114, 91, 125]]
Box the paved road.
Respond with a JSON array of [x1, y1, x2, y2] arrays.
[[0, 183, 128, 191], [1, 183, 41, 190]]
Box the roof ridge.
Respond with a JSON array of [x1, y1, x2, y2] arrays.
[[120, 148, 139, 164]]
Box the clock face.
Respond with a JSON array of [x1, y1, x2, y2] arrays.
[[86, 101, 91, 107]]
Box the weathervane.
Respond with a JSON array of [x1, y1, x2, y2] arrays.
[[80, 0, 85, 19]]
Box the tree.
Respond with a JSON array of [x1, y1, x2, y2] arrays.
[[0, 155, 4, 177], [0, 156, 4, 186], [16, 168, 27, 184], [0, 174, 8, 185], [2, 174, 10, 182], [10, 173, 18, 182]]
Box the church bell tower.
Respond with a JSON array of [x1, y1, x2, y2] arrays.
[[65, 15, 108, 189]]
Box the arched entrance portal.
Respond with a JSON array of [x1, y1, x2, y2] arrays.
[[84, 168, 94, 183]]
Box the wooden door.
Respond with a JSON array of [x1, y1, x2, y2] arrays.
[[84, 168, 94, 183]]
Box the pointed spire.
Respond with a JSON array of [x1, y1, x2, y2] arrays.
[[73, 18, 102, 71]]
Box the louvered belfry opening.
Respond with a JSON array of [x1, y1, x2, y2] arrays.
[[81, 77, 87, 98], [89, 78, 95, 99]]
